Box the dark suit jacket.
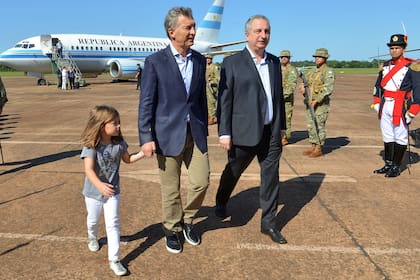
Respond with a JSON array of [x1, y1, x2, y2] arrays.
[[138, 46, 208, 156], [217, 48, 286, 147]]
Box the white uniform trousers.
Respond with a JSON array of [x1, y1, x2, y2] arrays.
[[380, 98, 408, 145]]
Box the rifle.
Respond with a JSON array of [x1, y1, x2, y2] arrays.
[[299, 70, 321, 145]]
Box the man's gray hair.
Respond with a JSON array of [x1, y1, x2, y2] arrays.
[[164, 7, 194, 39], [244, 15, 270, 34]]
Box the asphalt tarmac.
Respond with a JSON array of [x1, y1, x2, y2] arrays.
[[0, 74, 419, 279]]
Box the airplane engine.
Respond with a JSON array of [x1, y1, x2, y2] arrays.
[[108, 59, 141, 79]]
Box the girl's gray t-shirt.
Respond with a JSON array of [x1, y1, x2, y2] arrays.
[[81, 141, 128, 201]]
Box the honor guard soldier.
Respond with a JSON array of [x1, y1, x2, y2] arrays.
[[301, 48, 335, 157], [279, 50, 298, 145], [372, 34, 420, 177]]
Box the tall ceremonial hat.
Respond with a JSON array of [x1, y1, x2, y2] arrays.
[[279, 50, 291, 57], [387, 34, 407, 47], [312, 48, 329, 58]]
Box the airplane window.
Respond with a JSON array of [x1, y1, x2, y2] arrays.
[[76, 46, 79, 50], [96, 47, 98, 50], [23, 44, 28, 48], [29, 44, 35, 48], [100, 47, 103, 50], [15, 44, 22, 48], [71, 46, 74, 50], [91, 46, 93, 50], [81, 46, 84, 50]]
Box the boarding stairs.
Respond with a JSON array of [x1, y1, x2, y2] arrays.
[[51, 49, 85, 87]]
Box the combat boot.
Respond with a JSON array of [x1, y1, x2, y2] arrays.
[[303, 144, 315, 155], [309, 144, 323, 158]]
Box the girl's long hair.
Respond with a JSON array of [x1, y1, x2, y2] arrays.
[[81, 105, 124, 148]]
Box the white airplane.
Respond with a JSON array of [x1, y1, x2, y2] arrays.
[[0, 0, 243, 86]]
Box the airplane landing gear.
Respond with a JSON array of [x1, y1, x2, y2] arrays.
[[37, 78, 47, 86]]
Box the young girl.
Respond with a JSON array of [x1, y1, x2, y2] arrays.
[[80, 105, 144, 276]]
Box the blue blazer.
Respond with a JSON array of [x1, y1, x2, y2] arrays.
[[217, 48, 286, 147], [138, 46, 208, 156]]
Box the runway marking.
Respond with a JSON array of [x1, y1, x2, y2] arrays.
[[122, 171, 357, 183], [237, 243, 420, 256], [1, 233, 418, 256]]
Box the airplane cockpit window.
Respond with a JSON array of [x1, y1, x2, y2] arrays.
[[23, 44, 28, 49], [15, 44, 23, 48], [29, 44, 35, 48]]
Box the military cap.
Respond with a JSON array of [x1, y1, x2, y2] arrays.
[[205, 54, 213, 59], [387, 34, 407, 47], [279, 50, 291, 57], [313, 48, 329, 58]]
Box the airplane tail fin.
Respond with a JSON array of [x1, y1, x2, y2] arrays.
[[195, 0, 224, 43]]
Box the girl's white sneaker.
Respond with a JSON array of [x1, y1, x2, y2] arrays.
[[109, 261, 127, 276]]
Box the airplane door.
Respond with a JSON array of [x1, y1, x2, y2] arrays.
[[40, 34, 53, 55]]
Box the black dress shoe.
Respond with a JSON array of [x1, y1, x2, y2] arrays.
[[385, 165, 400, 177], [215, 204, 227, 218], [261, 228, 287, 244], [373, 164, 392, 174]]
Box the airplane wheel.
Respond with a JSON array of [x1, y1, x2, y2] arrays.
[[37, 79, 47, 86]]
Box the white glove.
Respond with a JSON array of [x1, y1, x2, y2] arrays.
[[372, 103, 380, 113], [405, 112, 414, 125]]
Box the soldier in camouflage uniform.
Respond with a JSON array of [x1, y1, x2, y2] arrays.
[[206, 55, 220, 125], [301, 48, 335, 157], [279, 50, 298, 145]]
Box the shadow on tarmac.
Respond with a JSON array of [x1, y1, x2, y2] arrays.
[[0, 149, 81, 174], [195, 172, 325, 233], [118, 173, 325, 267]]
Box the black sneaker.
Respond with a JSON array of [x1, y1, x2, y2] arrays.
[[182, 223, 200, 246], [165, 232, 182, 254]]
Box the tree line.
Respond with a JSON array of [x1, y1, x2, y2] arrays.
[[1, 59, 384, 72]]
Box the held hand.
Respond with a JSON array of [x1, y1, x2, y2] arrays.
[[141, 142, 156, 157], [219, 137, 232, 151], [405, 112, 414, 125]]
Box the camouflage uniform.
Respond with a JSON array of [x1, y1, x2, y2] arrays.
[[304, 48, 335, 156], [206, 58, 220, 124], [280, 53, 298, 142]]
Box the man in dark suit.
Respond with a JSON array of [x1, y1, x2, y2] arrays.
[[215, 15, 287, 244], [138, 6, 209, 254]]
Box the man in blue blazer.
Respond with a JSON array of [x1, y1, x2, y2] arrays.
[[216, 15, 287, 244], [138, 6, 209, 254]]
